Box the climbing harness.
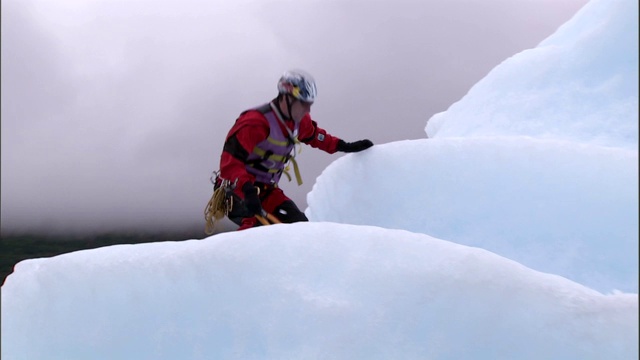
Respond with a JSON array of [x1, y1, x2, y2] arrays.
[[244, 103, 304, 186], [271, 102, 304, 186]]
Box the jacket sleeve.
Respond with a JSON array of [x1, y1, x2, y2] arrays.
[[219, 111, 269, 196], [298, 114, 341, 154]]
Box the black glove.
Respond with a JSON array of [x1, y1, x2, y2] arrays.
[[242, 182, 264, 216], [336, 139, 373, 153]]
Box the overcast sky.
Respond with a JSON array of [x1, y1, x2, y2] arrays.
[[1, 0, 588, 235]]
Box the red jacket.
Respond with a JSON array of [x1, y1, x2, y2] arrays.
[[219, 101, 341, 197]]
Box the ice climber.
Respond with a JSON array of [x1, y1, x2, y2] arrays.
[[210, 69, 373, 230]]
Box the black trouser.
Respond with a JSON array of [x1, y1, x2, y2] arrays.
[[228, 198, 308, 227], [269, 200, 309, 223]]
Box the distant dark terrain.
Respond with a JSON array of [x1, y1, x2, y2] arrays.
[[1, 229, 206, 285]]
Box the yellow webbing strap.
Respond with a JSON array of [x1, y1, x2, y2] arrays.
[[266, 136, 289, 147], [253, 147, 288, 162], [282, 168, 292, 182], [281, 141, 303, 185], [288, 157, 303, 185]]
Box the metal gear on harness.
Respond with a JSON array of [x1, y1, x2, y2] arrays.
[[204, 171, 237, 235], [204, 171, 285, 234]]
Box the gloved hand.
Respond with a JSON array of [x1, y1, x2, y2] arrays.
[[242, 182, 264, 216], [336, 139, 374, 153]]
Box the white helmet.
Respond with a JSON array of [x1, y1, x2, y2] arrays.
[[277, 70, 317, 103]]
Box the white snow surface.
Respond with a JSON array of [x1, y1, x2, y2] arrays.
[[424, 0, 638, 149], [3, 223, 637, 359], [307, 137, 638, 294], [2, 0, 638, 358]]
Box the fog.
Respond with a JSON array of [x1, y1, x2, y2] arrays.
[[1, 0, 588, 234]]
